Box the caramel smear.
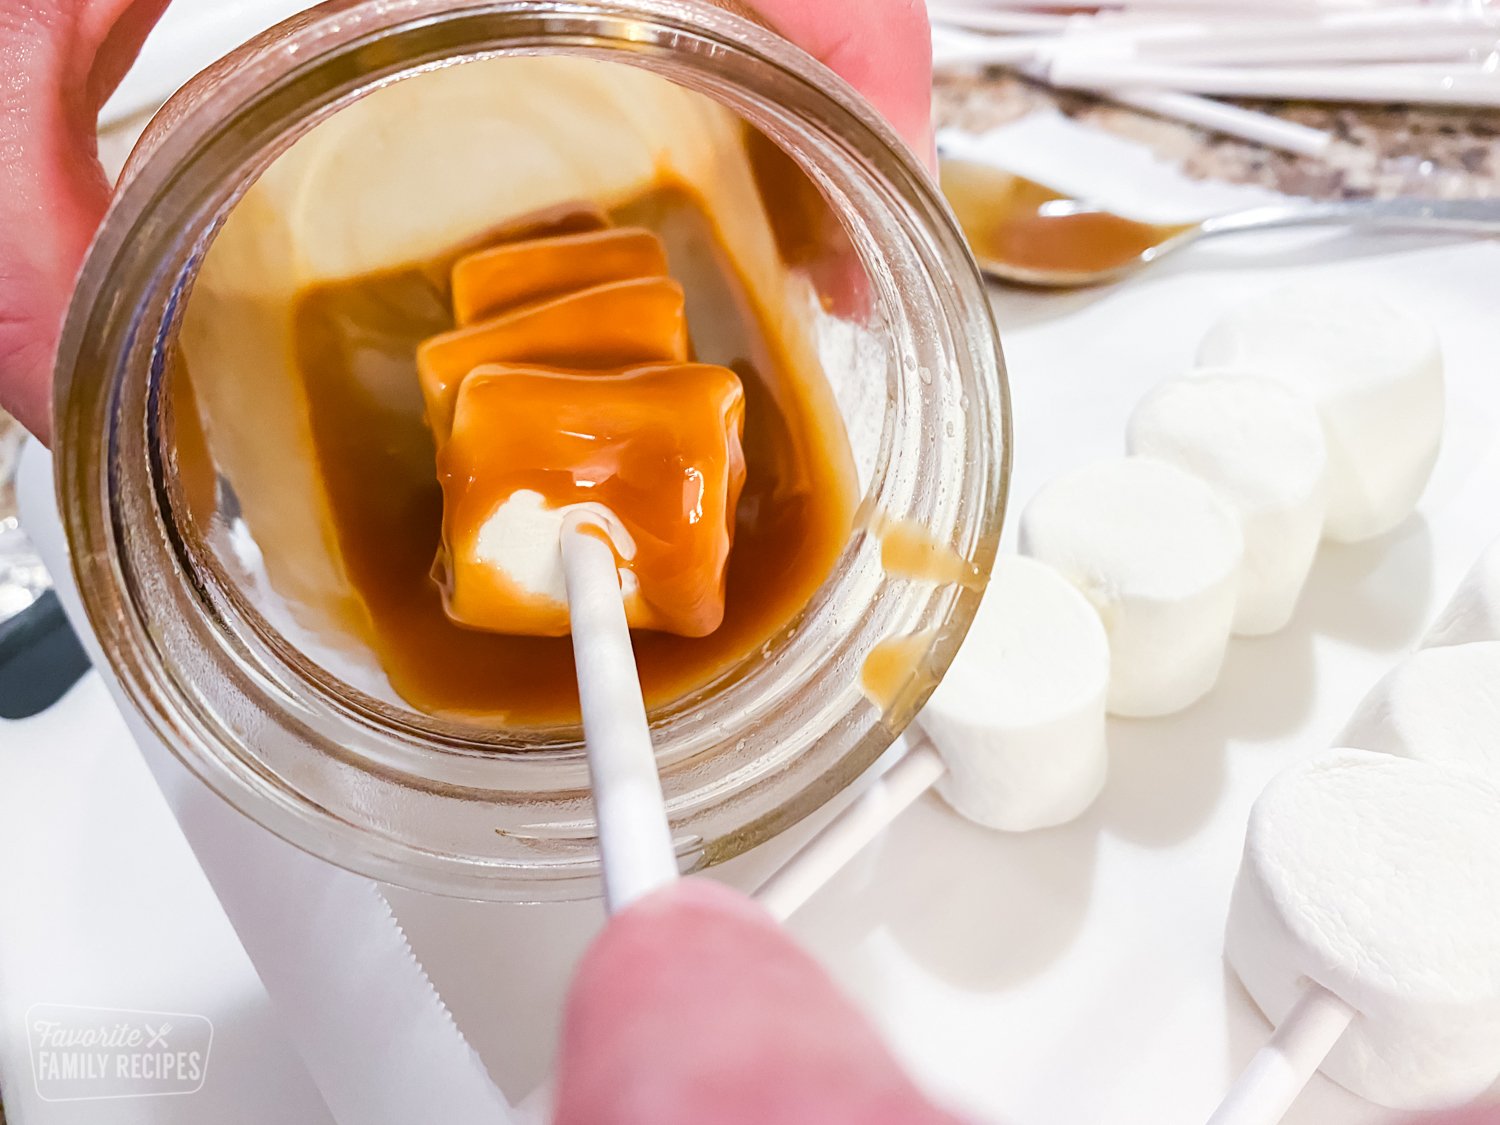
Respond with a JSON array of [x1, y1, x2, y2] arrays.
[[879, 518, 985, 590], [423, 211, 748, 639], [940, 157, 1192, 279]]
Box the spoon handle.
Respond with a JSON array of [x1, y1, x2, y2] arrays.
[[1199, 197, 1500, 239]]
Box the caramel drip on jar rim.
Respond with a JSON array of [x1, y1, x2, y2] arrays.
[[878, 518, 985, 591]]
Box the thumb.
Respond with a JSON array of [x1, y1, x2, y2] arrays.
[[0, 0, 169, 444], [553, 880, 963, 1125]]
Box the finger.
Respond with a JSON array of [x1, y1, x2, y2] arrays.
[[84, 0, 171, 107], [553, 880, 963, 1125], [745, 0, 934, 167], [0, 0, 168, 444], [0, 13, 106, 443]]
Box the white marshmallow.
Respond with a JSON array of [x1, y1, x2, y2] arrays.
[[1197, 283, 1444, 544], [1019, 457, 1243, 718], [919, 555, 1110, 832], [1127, 371, 1328, 636], [1424, 537, 1500, 649], [471, 489, 638, 612], [1227, 749, 1500, 1110], [1339, 641, 1500, 785]]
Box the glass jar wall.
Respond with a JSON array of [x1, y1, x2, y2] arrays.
[[54, 0, 1010, 900]]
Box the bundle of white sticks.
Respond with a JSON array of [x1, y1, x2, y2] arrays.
[[931, 0, 1499, 156]]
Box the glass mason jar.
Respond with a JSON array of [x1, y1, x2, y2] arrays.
[[53, 0, 1010, 900]]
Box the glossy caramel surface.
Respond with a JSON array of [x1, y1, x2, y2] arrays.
[[418, 276, 690, 440], [441, 363, 745, 637], [433, 216, 746, 639]]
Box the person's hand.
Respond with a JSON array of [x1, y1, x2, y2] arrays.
[[0, 0, 931, 446], [552, 880, 965, 1125], [0, 0, 170, 443]]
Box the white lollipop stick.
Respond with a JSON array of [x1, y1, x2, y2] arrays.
[[1206, 985, 1354, 1125], [755, 739, 947, 921], [560, 515, 679, 914]]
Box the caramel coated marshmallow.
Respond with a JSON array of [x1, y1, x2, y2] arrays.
[[421, 213, 746, 637]]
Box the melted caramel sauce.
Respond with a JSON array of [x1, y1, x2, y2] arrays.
[[293, 185, 853, 726], [743, 125, 871, 320], [742, 126, 841, 270], [940, 157, 1192, 278]]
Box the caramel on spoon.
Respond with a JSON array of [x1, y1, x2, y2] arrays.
[[940, 155, 1500, 289]]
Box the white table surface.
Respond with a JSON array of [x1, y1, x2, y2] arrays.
[[6, 3, 1500, 1121], [392, 234, 1499, 1125]]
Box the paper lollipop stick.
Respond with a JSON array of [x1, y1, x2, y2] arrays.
[[1206, 986, 1354, 1125], [561, 516, 679, 913]]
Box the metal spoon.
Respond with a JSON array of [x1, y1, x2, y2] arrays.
[[942, 169, 1500, 291]]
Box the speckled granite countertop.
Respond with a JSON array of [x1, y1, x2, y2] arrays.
[[935, 70, 1500, 200]]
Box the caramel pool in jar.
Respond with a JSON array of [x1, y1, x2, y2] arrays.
[[241, 182, 853, 726]]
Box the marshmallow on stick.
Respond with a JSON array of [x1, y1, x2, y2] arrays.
[[424, 219, 746, 640], [424, 218, 751, 904], [921, 555, 1111, 832], [440, 363, 745, 638], [1127, 372, 1327, 636], [1019, 457, 1244, 717], [1220, 750, 1500, 1116], [1197, 282, 1444, 544], [1424, 536, 1500, 649], [754, 554, 1109, 920], [1339, 641, 1500, 784]]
